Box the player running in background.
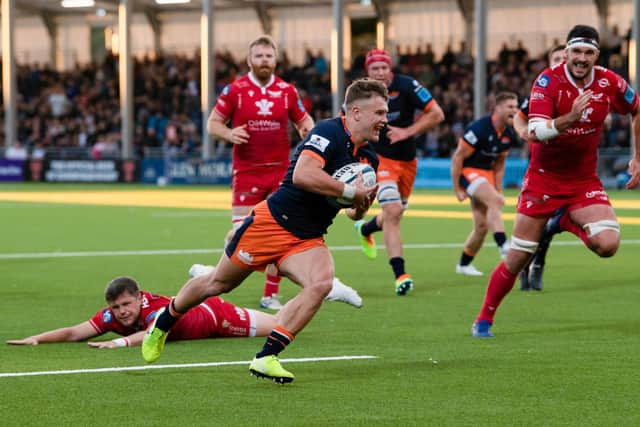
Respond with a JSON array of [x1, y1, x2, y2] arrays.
[[207, 35, 314, 310], [451, 91, 519, 276], [514, 45, 567, 291], [472, 25, 640, 338], [6, 276, 276, 348], [142, 79, 385, 384], [354, 49, 444, 295]]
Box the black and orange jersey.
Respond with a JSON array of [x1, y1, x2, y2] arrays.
[[375, 74, 435, 161], [267, 117, 378, 239], [461, 115, 518, 170]]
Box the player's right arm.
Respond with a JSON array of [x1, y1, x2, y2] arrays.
[[207, 110, 249, 145], [528, 72, 592, 141], [6, 321, 99, 345], [450, 136, 476, 202]]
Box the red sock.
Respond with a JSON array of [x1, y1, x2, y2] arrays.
[[559, 212, 591, 248], [263, 274, 281, 298], [477, 261, 517, 323]]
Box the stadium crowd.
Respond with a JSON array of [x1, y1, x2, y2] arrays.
[[1, 27, 634, 165]]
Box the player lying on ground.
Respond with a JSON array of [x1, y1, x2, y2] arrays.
[[6, 276, 276, 348], [6, 267, 362, 348]]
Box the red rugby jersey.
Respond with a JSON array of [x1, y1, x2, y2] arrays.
[[528, 63, 638, 180], [89, 291, 219, 341], [214, 73, 308, 172]]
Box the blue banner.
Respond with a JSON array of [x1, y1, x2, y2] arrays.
[[141, 158, 233, 185], [0, 159, 25, 182], [414, 158, 529, 189]]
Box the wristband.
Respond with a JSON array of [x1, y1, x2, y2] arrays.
[[112, 338, 130, 347], [342, 183, 356, 201]]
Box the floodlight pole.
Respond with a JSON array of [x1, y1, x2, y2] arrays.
[[119, 0, 134, 160], [201, 0, 215, 160], [633, 0, 639, 158], [331, 0, 344, 117], [473, 0, 487, 119], [2, 0, 17, 149]]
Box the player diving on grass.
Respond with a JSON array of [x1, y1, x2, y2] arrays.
[[6, 276, 277, 348], [142, 79, 386, 384], [6, 271, 361, 348]]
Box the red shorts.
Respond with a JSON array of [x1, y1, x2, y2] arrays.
[[168, 297, 253, 340], [517, 170, 611, 218], [202, 297, 255, 338], [226, 201, 326, 271], [232, 164, 288, 207], [460, 167, 496, 195], [377, 156, 417, 199]]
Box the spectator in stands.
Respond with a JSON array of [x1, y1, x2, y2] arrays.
[[5, 141, 29, 160]]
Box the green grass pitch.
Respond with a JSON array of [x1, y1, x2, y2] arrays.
[[1, 184, 639, 426]]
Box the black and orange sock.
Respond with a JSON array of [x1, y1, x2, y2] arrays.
[[155, 299, 183, 332], [256, 325, 295, 358], [459, 251, 475, 266], [361, 216, 382, 236], [389, 257, 406, 279], [493, 232, 507, 248]]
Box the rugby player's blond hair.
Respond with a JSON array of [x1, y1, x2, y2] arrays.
[[249, 35, 277, 56], [344, 78, 389, 108]]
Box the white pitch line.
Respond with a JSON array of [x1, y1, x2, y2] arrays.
[[2, 240, 640, 260], [0, 355, 377, 378]]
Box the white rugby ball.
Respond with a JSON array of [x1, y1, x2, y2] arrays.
[[328, 162, 377, 208]]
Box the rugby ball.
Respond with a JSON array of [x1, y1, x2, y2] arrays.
[[328, 162, 377, 208]]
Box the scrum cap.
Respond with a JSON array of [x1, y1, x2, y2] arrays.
[[365, 49, 392, 69]]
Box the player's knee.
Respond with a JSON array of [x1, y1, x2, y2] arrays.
[[382, 203, 404, 223], [309, 278, 333, 299], [591, 235, 620, 258], [584, 220, 620, 258], [493, 194, 505, 209], [510, 236, 539, 254]]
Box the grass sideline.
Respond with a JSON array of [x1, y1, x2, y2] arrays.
[[1, 184, 639, 426]]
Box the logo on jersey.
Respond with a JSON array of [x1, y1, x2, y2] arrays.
[[586, 190, 609, 200], [536, 75, 550, 88], [234, 307, 247, 321], [598, 78, 610, 88], [415, 87, 431, 103], [267, 90, 282, 98], [305, 134, 331, 152], [580, 107, 594, 122], [102, 310, 113, 323], [464, 130, 478, 145], [248, 90, 255, 98], [531, 92, 545, 100], [145, 311, 157, 324], [255, 99, 274, 116], [238, 249, 254, 265], [624, 86, 636, 104]]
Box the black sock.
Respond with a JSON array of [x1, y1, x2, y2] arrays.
[[532, 239, 551, 267], [361, 216, 382, 236], [256, 327, 293, 358], [493, 232, 507, 248], [459, 251, 474, 266], [154, 301, 180, 332], [389, 257, 406, 279]]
